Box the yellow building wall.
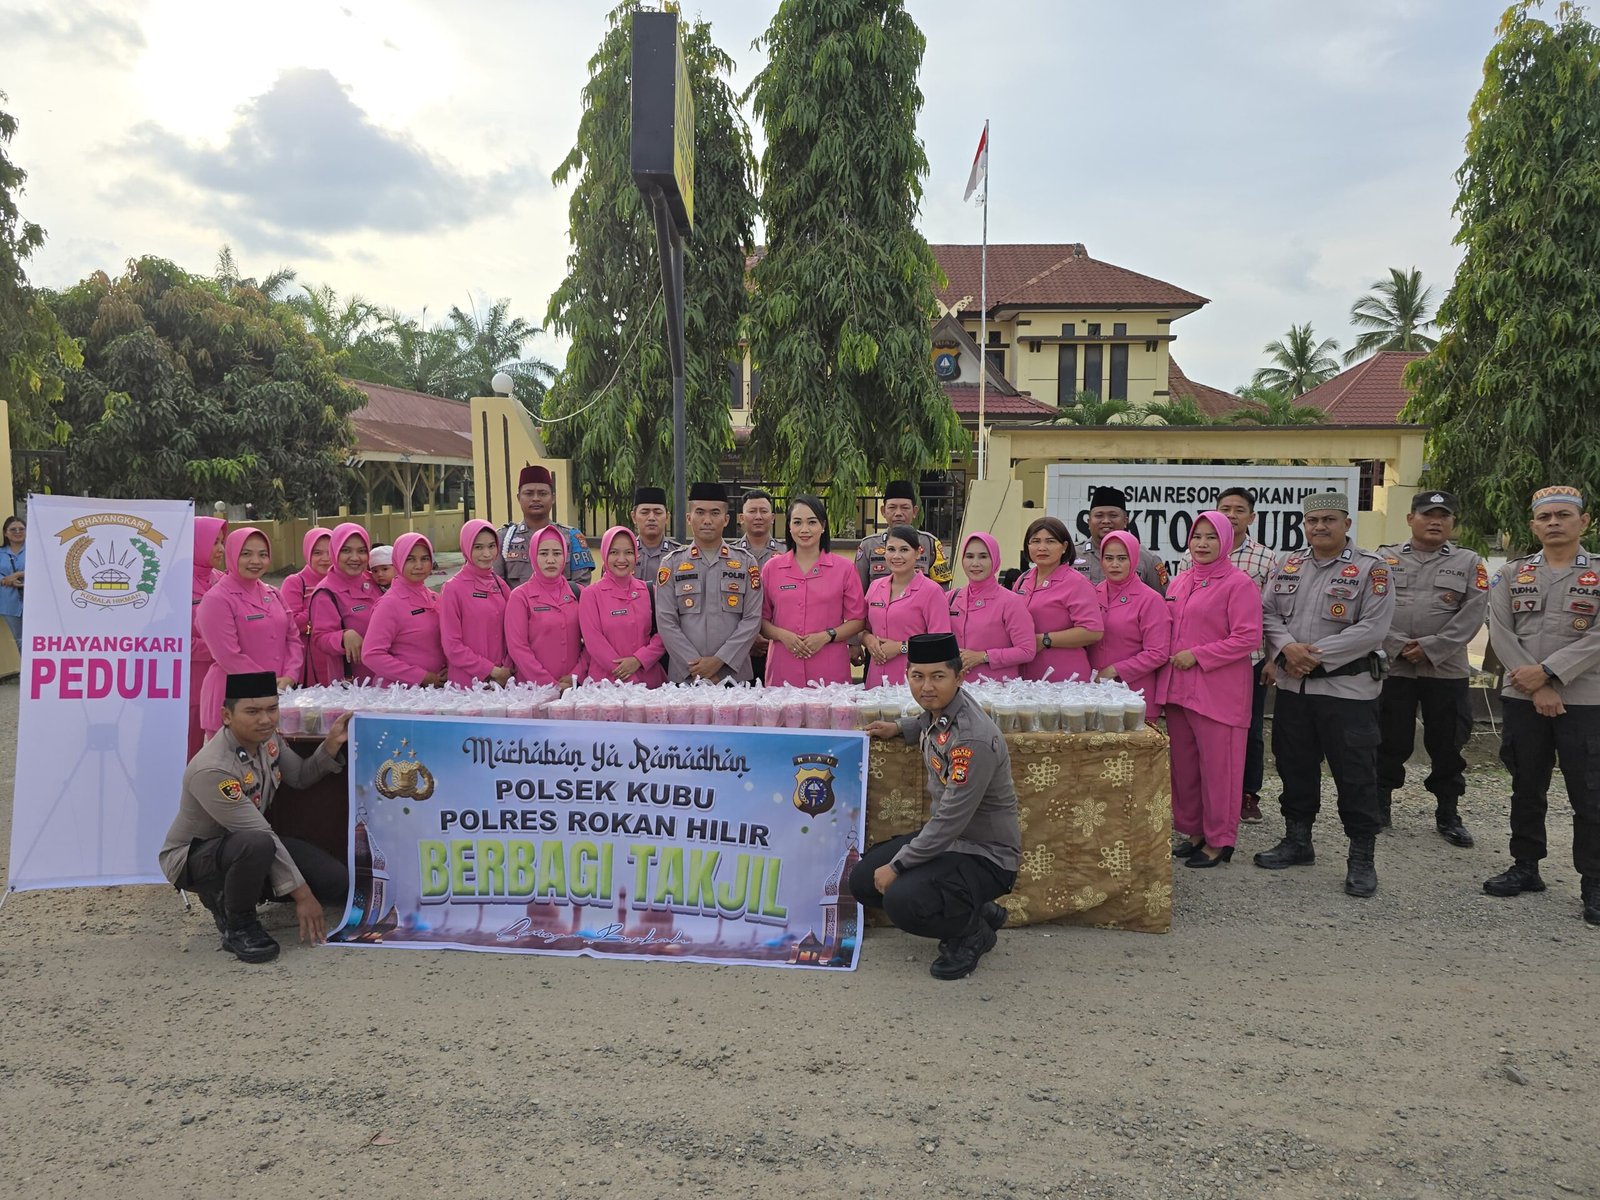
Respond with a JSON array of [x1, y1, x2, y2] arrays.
[[469, 395, 573, 530], [963, 308, 1186, 411]]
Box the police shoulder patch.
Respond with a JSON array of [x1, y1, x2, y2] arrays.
[[657, 566, 670, 585], [1476, 563, 1490, 590], [218, 779, 244, 803], [748, 564, 761, 590]]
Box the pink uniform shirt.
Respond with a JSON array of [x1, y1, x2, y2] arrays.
[[362, 533, 446, 686], [195, 528, 299, 734], [1014, 562, 1104, 682], [863, 572, 952, 687], [761, 551, 867, 687], [947, 532, 1036, 682], [1164, 512, 1263, 727], [278, 527, 333, 658], [506, 525, 587, 685], [439, 519, 513, 687], [188, 516, 226, 756], [306, 523, 379, 684], [1089, 530, 1173, 717], [579, 527, 667, 687]]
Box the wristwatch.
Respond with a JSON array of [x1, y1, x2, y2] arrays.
[[1042, 632, 1053, 649], [826, 627, 838, 643], [889, 860, 904, 876], [900, 640, 909, 655], [1542, 664, 1560, 683]]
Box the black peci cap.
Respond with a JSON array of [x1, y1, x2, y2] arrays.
[[688, 482, 728, 504], [225, 671, 278, 701], [906, 632, 961, 664]]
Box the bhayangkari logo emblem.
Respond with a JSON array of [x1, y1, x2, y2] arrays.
[[54, 513, 169, 610]]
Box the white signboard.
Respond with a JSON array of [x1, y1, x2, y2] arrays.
[[1045, 463, 1361, 573], [7, 496, 193, 892]]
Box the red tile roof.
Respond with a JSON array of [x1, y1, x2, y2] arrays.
[[1166, 359, 1241, 420], [345, 378, 473, 463], [1294, 351, 1425, 424], [943, 383, 1055, 419], [930, 244, 1208, 313]]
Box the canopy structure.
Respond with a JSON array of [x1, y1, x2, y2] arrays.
[[345, 379, 473, 515]]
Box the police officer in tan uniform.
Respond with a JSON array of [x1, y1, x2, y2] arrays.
[[630, 485, 682, 582], [494, 465, 594, 589], [854, 480, 953, 591], [859, 633, 1019, 980], [1256, 491, 1395, 897], [1375, 491, 1490, 847], [158, 671, 351, 963], [654, 482, 763, 683], [730, 489, 783, 678], [1484, 485, 1600, 926], [1073, 485, 1168, 594]]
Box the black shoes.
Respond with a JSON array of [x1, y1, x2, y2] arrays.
[[1173, 837, 1206, 858], [980, 901, 1009, 932], [1483, 860, 1546, 897], [193, 889, 226, 935], [1583, 877, 1600, 927], [222, 917, 281, 964], [1185, 845, 1233, 869], [1436, 815, 1475, 848], [1254, 817, 1316, 869], [1344, 836, 1378, 898], [931, 918, 999, 981]]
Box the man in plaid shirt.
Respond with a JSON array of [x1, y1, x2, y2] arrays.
[[1177, 487, 1278, 822]]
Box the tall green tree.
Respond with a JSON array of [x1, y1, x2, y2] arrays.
[[214, 245, 297, 302], [1405, 0, 1600, 538], [449, 298, 555, 404], [543, 3, 755, 504], [0, 93, 78, 451], [744, 0, 964, 505], [1224, 385, 1326, 426], [1343, 266, 1438, 364], [50, 256, 362, 512], [1250, 323, 1341, 396]]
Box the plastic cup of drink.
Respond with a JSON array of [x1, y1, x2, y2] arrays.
[[805, 699, 831, 728], [1099, 702, 1125, 733], [278, 703, 303, 734]]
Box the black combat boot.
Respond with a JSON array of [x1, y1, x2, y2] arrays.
[[1253, 817, 1315, 869], [930, 915, 999, 981], [1344, 835, 1378, 897], [1482, 860, 1545, 897], [1581, 877, 1599, 927], [221, 915, 281, 964], [193, 889, 226, 934], [1435, 803, 1474, 848], [980, 901, 1009, 932], [1378, 793, 1393, 829]]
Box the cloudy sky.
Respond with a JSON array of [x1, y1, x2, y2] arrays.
[[1, 0, 1511, 391]]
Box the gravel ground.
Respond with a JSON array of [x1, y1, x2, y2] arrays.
[[0, 680, 1594, 1200]]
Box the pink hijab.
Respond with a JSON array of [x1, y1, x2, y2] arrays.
[[192, 517, 226, 594], [1168, 510, 1239, 601], [522, 524, 571, 602], [299, 527, 333, 577], [457, 519, 500, 584], [1097, 529, 1152, 606], [597, 525, 637, 590], [223, 527, 271, 595], [315, 522, 372, 600], [388, 532, 438, 609], [960, 531, 1003, 598]]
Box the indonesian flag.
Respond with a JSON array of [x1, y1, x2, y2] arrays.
[[963, 123, 988, 202]]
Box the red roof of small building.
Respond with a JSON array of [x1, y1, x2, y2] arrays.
[[345, 378, 474, 462], [944, 383, 1055, 419], [930, 244, 1209, 313], [1294, 351, 1425, 424], [1167, 358, 1241, 420]]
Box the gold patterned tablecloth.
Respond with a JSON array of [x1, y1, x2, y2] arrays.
[[866, 728, 1172, 933]]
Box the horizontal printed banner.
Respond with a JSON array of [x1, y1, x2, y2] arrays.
[[330, 714, 867, 969]]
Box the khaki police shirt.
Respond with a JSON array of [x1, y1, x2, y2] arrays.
[[653, 540, 764, 683], [1488, 550, 1600, 705], [493, 521, 595, 588], [159, 728, 343, 897], [890, 688, 1021, 873], [729, 535, 782, 571], [633, 535, 683, 583], [1074, 538, 1169, 594], [1262, 537, 1396, 699], [1376, 541, 1490, 679], [855, 529, 953, 590]]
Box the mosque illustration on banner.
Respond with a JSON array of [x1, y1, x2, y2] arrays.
[[339, 806, 400, 942]]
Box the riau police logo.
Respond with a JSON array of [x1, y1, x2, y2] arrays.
[[375, 739, 436, 802], [54, 513, 169, 610], [791, 753, 838, 816]]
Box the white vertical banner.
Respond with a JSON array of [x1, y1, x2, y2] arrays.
[[7, 496, 194, 891]]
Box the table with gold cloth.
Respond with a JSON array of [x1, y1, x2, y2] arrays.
[[865, 727, 1172, 934]]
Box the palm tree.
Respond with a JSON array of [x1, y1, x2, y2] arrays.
[[1140, 397, 1211, 426], [448, 298, 557, 403], [381, 310, 469, 397], [1250, 323, 1341, 396], [1343, 266, 1437, 364], [213, 245, 297, 302], [1224, 384, 1326, 426], [1052, 391, 1139, 425]]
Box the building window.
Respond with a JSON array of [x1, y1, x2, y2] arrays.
[[985, 348, 1006, 378], [1060, 323, 1076, 338], [1357, 460, 1386, 511], [1086, 323, 1101, 337], [729, 361, 743, 410], [1108, 344, 1128, 401], [987, 330, 1002, 345], [1082, 345, 1103, 397], [1113, 322, 1127, 336], [1056, 345, 1077, 405]]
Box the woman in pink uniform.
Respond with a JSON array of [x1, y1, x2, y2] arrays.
[[579, 526, 666, 687], [948, 531, 1035, 682], [440, 520, 512, 687], [760, 494, 866, 687], [188, 515, 227, 756], [1013, 516, 1103, 681], [1089, 530, 1172, 722], [305, 522, 379, 685], [1165, 510, 1263, 867], [506, 524, 586, 689], [194, 527, 299, 737], [362, 533, 446, 687], [862, 525, 951, 687], [278, 526, 333, 666]]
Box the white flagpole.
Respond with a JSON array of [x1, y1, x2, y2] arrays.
[[977, 119, 989, 482]]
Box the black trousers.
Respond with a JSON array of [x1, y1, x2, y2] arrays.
[[848, 832, 1015, 941], [1377, 675, 1473, 816], [1499, 698, 1600, 876], [1245, 659, 1268, 794], [182, 831, 349, 920], [1272, 689, 1383, 839]]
